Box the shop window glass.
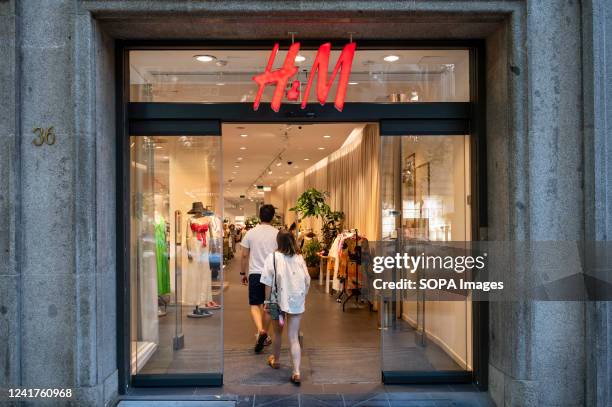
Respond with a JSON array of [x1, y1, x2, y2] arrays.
[[380, 135, 472, 374], [129, 49, 469, 103], [129, 135, 223, 377]]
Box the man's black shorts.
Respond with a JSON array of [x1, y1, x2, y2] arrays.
[[248, 274, 266, 305]]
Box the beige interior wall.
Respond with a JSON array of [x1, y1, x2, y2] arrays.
[[273, 124, 380, 239], [167, 138, 220, 301]]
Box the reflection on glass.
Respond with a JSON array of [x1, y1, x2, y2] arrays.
[[129, 49, 469, 103], [130, 135, 223, 376], [381, 135, 472, 374]]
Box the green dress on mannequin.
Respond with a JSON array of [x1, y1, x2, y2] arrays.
[[154, 218, 171, 295]]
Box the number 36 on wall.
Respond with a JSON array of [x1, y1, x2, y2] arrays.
[[33, 127, 56, 146]]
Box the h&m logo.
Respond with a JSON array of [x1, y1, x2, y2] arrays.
[[252, 42, 356, 112]]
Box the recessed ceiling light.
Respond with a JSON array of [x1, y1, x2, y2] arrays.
[[194, 55, 216, 62], [348, 82, 359, 85], [384, 55, 399, 62], [234, 165, 240, 168], [323, 135, 331, 138], [216, 82, 225, 86], [318, 147, 325, 150], [295, 55, 306, 62], [232, 171, 237, 174], [240, 146, 247, 150], [276, 162, 282, 167], [237, 157, 243, 161], [304, 158, 310, 161], [240, 134, 248, 138]]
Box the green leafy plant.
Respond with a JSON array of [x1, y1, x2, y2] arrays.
[[302, 238, 322, 268], [290, 188, 344, 252], [289, 188, 330, 219]]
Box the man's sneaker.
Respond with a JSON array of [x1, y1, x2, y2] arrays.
[[254, 332, 268, 354], [255, 333, 272, 346]]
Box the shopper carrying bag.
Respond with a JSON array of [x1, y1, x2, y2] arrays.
[[261, 230, 311, 385]]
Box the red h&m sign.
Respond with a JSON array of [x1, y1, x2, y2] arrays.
[[252, 42, 356, 112]]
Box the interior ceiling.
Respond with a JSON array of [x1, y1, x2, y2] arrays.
[[130, 49, 467, 85], [222, 122, 360, 202]]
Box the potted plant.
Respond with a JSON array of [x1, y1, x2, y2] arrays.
[[302, 238, 323, 278], [289, 188, 330, 220]]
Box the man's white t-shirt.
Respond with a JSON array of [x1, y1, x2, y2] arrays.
[[240, 224, 278, 275]]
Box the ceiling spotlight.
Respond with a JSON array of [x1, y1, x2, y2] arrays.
[[276, 162, 282, 167], [295, 55, 306, 62], [240, 134, 248, 138], [237, 157, 243, 161], [240, 146, 247, 150], [323, 135, 331, 138], [234, 165, 240, 168], [348, 82, 359, 85], [268, 169, 273, 175], [194, 55, 216, 62], [318, 147, 325, 150], [232, 171, 237, 174], [384, 55, 400, 62], [304, 158, 310, 161]]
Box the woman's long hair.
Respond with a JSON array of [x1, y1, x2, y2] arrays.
[[277, 229, 299, 256]]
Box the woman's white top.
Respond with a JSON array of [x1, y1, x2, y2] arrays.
[[260, 252, 311, 314]]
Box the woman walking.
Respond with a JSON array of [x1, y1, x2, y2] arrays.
[[260, 230, 310, 385]]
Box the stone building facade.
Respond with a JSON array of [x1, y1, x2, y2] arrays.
[[0, 1, 610, 406]]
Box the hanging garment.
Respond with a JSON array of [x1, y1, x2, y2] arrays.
[[337, 234, 367, 292], [328, 234, 342, 291], [154, 218, 171, 295], [183, 217, 213, 306]]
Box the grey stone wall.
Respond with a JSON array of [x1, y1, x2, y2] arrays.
[[0, 0, 117, 405], [0, 0, 19, 391], [583, 1, 612, 406], [0, 1, 609, 406]]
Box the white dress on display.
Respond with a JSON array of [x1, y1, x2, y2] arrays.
[[183, 216, 213, 307]]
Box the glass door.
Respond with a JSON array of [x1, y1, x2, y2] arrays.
[[380, 131, 473, 383], [129, 127, 224, 386]]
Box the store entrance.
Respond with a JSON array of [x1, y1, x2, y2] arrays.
[[122, 39, 485, 390], [221, 122, 381, 386], [126, 117, 476, 389]]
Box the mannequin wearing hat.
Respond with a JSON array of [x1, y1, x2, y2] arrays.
[[184, 201, 221, 318]]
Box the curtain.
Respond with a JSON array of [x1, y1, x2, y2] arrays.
[[273, 124, 380, 240]]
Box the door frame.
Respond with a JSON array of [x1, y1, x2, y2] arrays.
[[116, 40, 487, 392]]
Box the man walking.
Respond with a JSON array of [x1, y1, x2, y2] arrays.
[[240, 204, 279, 353]]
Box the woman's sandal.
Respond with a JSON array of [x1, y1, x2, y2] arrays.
[[267, 355, 280, 369], [290, 373, 301, 386]]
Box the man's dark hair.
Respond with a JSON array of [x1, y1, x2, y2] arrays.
[[259, 204, 275, 223]]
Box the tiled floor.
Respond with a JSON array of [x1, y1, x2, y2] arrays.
[[121, 385, 494, 407]]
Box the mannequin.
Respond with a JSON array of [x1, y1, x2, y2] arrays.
[[184, 201, 221, 318]]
